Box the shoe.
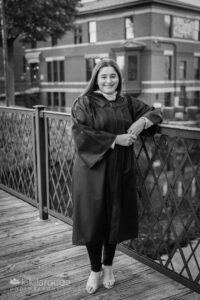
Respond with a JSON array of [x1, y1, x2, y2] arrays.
[[86, 271, 101, 294], [102, 265, 115, 289]]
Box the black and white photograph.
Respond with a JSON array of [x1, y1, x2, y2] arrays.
[[0, 0, 200, 299]]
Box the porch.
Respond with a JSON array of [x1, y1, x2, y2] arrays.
[[0, 189, 199, 300]]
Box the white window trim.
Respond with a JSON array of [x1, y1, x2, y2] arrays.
[[45, 56, 65, 62], [164, 50, 173, 56]]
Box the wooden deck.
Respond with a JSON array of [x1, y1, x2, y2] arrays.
[[0, 189, 199, 300]]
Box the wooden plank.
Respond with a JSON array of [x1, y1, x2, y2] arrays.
[[164, 291, 200, 300], [0, 239, 71, 268], [0, 207, 38, 221], [0, 211, 39, 224], [0, 195, 26, 205], [0, 216, 62, 231], [0, 213, 65, 231], [0, 230, 72, 259], [0, 201, 26, 208]]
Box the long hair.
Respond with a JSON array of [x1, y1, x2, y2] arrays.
[[81, 58, 122, 96]]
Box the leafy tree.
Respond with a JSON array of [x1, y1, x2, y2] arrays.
[[4, 0, 81, 105]]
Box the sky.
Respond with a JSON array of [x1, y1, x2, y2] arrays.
[[178, 0, 200, 7], [81, 0, 200, 8]]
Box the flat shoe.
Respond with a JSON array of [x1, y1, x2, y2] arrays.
[[102, 265, 115, 289], [103, 280, 115, 289], [86, 271, 100, 294]]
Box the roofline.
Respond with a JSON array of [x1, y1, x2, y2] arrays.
[[78, 0, 145, 15], [78, 0, 200, 15], [152, 0, 200, 11]]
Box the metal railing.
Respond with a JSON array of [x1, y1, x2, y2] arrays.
[[43, 109, 74, 224], [0, 106, 199, 293], [119, 124, 200, 293], [0, 106, 37, 206]]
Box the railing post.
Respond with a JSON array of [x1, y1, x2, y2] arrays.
[[34, 105, 48, 220]]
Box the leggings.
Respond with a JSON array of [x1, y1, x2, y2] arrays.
[[86, 242, 116, 272]]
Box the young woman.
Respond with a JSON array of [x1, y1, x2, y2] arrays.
[[71, 58, 162, 294]]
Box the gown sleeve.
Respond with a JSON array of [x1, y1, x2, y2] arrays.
[[128, 96, 163, 135], [131, 97, 162, 123], [72, 96, 116, 168]]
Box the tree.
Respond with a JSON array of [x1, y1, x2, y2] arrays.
[[4, 0, 81, 105]]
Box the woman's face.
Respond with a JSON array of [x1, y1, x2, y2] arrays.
[[97, 66, 119, 95]]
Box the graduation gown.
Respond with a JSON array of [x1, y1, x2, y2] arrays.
[[71, 92, 162, 245]]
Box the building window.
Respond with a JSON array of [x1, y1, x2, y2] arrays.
[[179, 61, 186, 80], [60, 61, 65, 82], [89, 21, 96, 43], [164, 93, 171, 106], [173, 17, 199, 41], [30, 63, 39, 82], [116, 55, 125, 77], [86, 57, 103, 81], [164, 56, 172, 80], [194, 57, 200, 80], [47, 92, 52, 107], [53, 61, 58, 82], [194, 20, 200, 41], [127, 55, 138, 81], [164, 15, 172, 37], [51, 35, 58, 46], [74, 25, 82, 44], [47, 62, 52, 82], [61, 92, 66, 107], [47, 92, 66, 109], [54, 92, 59, 106], [47, 59, 65, 82], [194, 91, 200, 106], [23, 56, 27, 73], [125, 16, 134, 39], [179, 85, 186, 106]]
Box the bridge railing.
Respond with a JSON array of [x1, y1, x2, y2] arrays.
[[0, 105, 199, 293], [0, 106, 37, 206]]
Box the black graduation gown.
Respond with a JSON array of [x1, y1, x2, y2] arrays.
[[71, 92, 162, 245]]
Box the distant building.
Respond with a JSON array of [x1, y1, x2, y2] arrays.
[[1, 0, 200, 110]]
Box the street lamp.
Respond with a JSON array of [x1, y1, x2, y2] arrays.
[[154, 39, 178, 105], [0, 0, 9, 106]]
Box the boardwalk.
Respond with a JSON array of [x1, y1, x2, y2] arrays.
[[0, 189, 199, 300]]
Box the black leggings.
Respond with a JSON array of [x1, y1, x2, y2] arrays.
[[86, 242, 116, 272]]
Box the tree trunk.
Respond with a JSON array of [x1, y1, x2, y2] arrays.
[[7, 39, 15, 106]]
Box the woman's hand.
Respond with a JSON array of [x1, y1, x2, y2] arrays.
[[127, 118, 146, 136], [115, 133, 137, 147]]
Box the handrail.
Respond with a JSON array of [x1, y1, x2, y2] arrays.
[[158, 123, 200, 139], [159, 123, 200, 132], [0, 105, 35, 114]]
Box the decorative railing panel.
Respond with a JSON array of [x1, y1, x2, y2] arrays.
[[121, 125, 200, 292], [43, 111, 75, 224], [0, 107, 37, 206]]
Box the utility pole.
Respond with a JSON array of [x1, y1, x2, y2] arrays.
[[0, 0, 9, 106]]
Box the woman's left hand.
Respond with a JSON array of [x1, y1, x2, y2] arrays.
[[127, 118, 146, 137]]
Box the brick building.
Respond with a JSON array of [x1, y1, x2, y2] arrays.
[[1, 0, 200, 110]]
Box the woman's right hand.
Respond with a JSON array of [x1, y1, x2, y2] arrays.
[[115, 133, 137, 147]]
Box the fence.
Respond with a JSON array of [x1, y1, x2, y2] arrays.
[[0, 105, 200, 293]]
